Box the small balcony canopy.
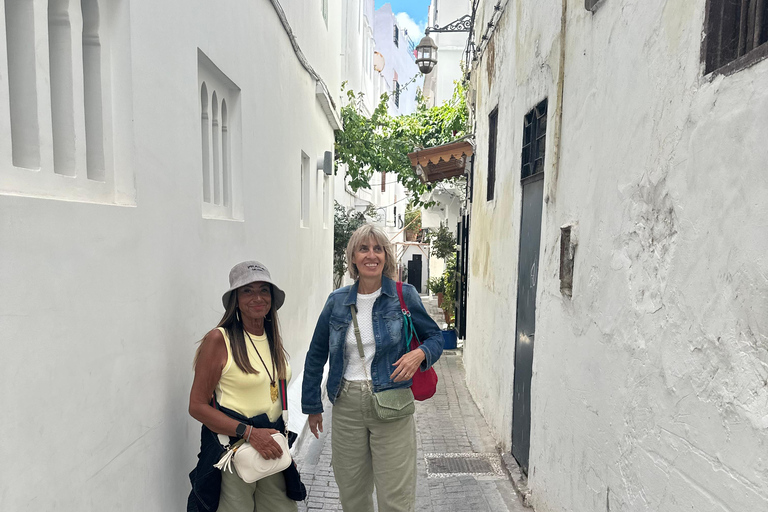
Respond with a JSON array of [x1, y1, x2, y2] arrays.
[[407, 140, 473, 183]]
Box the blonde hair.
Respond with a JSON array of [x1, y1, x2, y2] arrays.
[[346, 224, 397, 281]]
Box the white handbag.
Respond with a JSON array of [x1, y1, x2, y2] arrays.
[[215, 433, 292, 483]]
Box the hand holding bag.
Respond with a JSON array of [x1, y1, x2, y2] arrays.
[[214, 381, 294, 483], [350, 304, 415, 421], [397, 281, 438, 401], [214, 433, 292, 483]]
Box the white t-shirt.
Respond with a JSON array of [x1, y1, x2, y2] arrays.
[[344, 288, 381, 381]]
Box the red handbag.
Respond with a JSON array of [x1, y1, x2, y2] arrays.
[[396, 281, 438, 401]]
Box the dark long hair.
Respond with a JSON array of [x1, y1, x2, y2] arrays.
[[194, 285, 288, 379]]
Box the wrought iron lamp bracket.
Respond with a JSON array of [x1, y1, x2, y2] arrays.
[[425, 14, 471, 34]]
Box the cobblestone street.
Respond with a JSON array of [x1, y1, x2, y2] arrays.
[[294, 298, 526, 511]]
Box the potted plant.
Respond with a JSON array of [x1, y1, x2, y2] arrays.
[[404, 205, 421, 242], [440, 254, 458, 349], [427, 276, 446, 306]]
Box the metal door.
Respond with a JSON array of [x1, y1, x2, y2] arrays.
[[511, 173, 544, 474], [456, 213, 470, 339], [407, 254, 422, 293]]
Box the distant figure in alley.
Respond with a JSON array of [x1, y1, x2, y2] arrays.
[[302, 224, 444, 512], [187, 261, 304, 511]]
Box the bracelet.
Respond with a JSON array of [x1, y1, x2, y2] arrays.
[[246, 425, 253, 442]]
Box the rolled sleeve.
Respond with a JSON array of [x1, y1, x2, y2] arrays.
[[301, 295, 334, 415]]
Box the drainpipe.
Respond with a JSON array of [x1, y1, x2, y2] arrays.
[[549, 0, 568, 198]]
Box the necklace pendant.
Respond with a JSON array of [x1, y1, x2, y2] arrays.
[[270, 381, 278, 403]]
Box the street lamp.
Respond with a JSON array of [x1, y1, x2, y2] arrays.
[[415, 35, 438, 74], [415, 14, 473, 75]]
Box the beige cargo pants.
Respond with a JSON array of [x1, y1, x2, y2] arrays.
[[331, 380, 417, 512]]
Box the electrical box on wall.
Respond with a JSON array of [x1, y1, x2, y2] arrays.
[[318, 151, 333, 175]]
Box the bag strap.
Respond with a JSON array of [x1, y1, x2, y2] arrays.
[[350, 305, 373, 384], [350, 305, 366, 361], [279, 379, 289, 435], [279, 379, 288, 411], [397, 281, 418, 349], [396, 281, 409, 314]]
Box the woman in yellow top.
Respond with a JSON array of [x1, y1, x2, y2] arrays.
[[187, 261, 303, 512]]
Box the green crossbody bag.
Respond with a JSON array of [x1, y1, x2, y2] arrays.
[[350, 305, 415, 421]]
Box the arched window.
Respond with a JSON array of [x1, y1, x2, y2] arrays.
[[2, 0, 131, 203], [198, 49, 240, 219], [200, 82, 211, 203]]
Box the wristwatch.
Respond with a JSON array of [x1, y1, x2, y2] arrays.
[[235, 422, 247, 439]]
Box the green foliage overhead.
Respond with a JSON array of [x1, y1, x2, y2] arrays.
[[334, 80, 470, 206]]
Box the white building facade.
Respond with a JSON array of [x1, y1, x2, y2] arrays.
[[423, 0, 471, 106], [335, 1, 429, 288], [464, 1, 768, 511], [373, 3, 423, 115], [0, 0, 340, 508]]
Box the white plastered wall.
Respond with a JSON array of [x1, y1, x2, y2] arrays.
[[0, 0, 339, 508], [464, 1, 768, 511]]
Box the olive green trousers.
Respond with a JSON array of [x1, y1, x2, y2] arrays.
[[331, 380, 417, 512], [217, 465, 298, 512]]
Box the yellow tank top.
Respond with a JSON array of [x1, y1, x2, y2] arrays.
[[214, 327, 291, 421]]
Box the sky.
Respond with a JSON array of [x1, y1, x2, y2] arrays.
[[375, 0, 431, 42]]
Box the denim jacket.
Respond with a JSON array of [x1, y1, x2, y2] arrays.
[[301, 277, 443, 414]]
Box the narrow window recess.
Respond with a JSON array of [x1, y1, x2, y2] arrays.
[[521, 99, 548, 181], [200, 82, 211, 203], [301, 151, 311, 228], [704, 0, 768, 74], [393, 23, 399, 47], [199, 50, 242, 220], [559, 223, 578, 298], [487, 107, 498, 201], [82, 0, 105, 182], [49, 0, 75, 176], [5, 0, 40, 170], [323, 174, 330, 229]]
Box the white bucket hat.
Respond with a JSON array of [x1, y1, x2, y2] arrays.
[[222, 261, 286, 310]]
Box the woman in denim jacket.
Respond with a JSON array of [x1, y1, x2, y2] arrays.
[[302, 224, 444, 512]]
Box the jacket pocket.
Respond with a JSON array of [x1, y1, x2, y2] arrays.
[[329, 316, 349, 349], [383, 312, 404, 348]]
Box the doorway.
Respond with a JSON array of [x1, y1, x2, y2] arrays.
[[407, 254, 422, 293], [511, 98, 547, 474]]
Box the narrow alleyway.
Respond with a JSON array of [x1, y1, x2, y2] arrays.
[[294, 297, 527, 512]]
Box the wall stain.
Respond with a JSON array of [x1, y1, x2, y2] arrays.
[[617, 174, 678, 314]]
